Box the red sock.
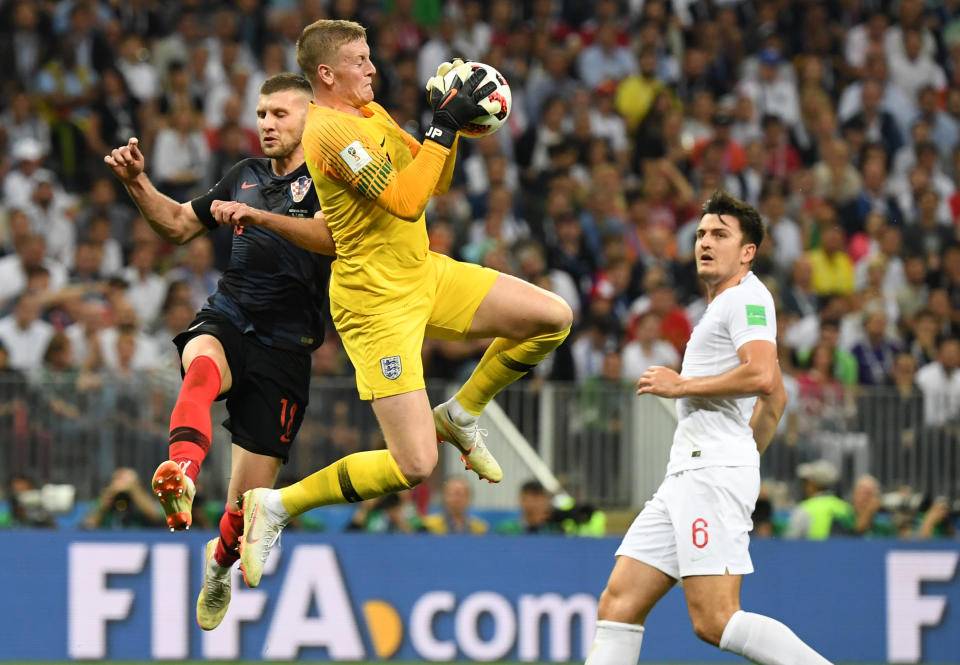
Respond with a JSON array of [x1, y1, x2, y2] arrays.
[[168, 355, 222, 485], [214, 505, 243, 568]]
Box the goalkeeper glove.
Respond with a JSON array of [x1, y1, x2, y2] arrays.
[[426, 58, 465, 111], [424, 65, 496, 149]]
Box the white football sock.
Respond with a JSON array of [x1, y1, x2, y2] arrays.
[[263, 489, 291, 524], [584, 620, 644, 665], [444, 396, 476, 426], [720, 610, 832, 665]]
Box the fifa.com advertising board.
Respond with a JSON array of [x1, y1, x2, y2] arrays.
[[0, 532, 957, 663]]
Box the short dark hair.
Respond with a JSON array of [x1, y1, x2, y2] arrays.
[[701, 190, 764, 248], [259, 72, 313, 97], [521, 480, 547, 495]]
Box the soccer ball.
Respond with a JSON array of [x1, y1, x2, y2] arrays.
[[441, 61, 511, 138]]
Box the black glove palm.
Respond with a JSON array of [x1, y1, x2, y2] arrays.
[[425, 67, 496, 148]]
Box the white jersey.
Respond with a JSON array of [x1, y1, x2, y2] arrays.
[[666, 271, 776, 475]]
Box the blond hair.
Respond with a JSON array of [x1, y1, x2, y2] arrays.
[[296, 19, 367, 83]]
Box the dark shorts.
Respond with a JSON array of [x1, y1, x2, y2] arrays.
[[173, 310, 310, 462]]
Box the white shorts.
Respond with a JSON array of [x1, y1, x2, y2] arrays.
[[616, 466, 760, 580]]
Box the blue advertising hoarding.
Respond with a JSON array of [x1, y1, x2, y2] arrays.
[[0, 531, 957, 663]]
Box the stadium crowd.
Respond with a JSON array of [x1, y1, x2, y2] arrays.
[[0, 0, 959, 538]]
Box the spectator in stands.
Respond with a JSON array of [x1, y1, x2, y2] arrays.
[[572, 314, 620, 383], [164, 235, 220, 311], [850, 474, 897, 537], [889, 27, 947, 105], [1, 92, 52, 160], [807, 223, 855, 297], [74, 177, 136, 249], [0, 3, 49, 90], [909, 309, 941, 368], [3, 474, 55, 528], [514, 240, 581, 323], [927, 288, 959, 339], [737, 48, 801, 132], [68, 242, 104, 286], [915, 337, 960, 427], [30, 332, 100, 443], [578, 19, 636, 91], [784, 459, 852, 539], [851, 306, 901, 386], [3, 138, 58, 211], [916, 85, 958, 161], [843, 160, 902, 236], [848, 80, 904, 162], [781, 256, 818, 319], [904, 189, 954, 263], [915, 496, 955, 539], [157, 61, 204, 118], [0, 292, 54, 371], [150, 107, 210, 201], [85, 215, 122, 277], [95, 300, 158, 374], [0, 340, 28, 452], [83, 467, 162, 529], [641, 281, 692, 357], [148, 297, 193, 387], [621, 313, 679, 379], [762, 183, 803, 276], [121, 241, 165, 328], [495, 479, 562, 534], [346, 492, 426, 533], [116, 34, 160, 104], [614, 45, 665, 135], [423, 477, 489, 535], [897, 255, 931, 325], [86, 69, 141, 174], [813, 139, 862, 207]]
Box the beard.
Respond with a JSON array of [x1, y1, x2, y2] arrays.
[[260, 138, 293, 158]]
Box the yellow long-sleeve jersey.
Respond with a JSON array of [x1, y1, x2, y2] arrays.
[[301, 100, 457, 314]]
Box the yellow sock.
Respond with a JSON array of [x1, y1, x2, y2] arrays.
[[455, 327, 570, 416], [278, 449, 412, 516]]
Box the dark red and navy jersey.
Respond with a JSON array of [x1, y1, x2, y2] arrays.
[[190, 158, 332, 353]]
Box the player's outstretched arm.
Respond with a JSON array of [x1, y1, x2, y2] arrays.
[[306, 67, 492, 222], [103, 137, 206, 245], [211, 202, 335, 256], [749, 362, 787, 454], [637, 340, 778, 399]]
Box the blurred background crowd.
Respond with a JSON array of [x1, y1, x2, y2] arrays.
[[1, 0, 959, 540]]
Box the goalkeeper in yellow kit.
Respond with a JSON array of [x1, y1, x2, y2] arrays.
[[234, 19, 572, 586]]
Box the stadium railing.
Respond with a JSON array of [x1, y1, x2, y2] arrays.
[[1, 375, 957, 511]]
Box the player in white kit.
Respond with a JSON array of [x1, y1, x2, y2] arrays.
[[585, 192, 833, 665]]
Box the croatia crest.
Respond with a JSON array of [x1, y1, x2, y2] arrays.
[[380, 355, 402, 380], [290, 175, 312, 203]]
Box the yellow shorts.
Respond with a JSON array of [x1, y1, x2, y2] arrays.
[[332, 252, 498, 400]]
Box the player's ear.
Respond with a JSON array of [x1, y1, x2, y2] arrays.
[[742, 242, 757, 264], [316, 63, 334, 86]]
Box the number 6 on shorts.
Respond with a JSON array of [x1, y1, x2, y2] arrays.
[[692, 517, 709, 548]]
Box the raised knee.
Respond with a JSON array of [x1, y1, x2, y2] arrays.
[[548, 299, 573, 333], [396, 446, 438, 486]]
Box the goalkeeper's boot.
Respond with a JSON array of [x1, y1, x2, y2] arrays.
[[197, 537, 231, 631], [152, 460, 196, 531], [239, 488, 286, 588], [433, 404, 503, 483]]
